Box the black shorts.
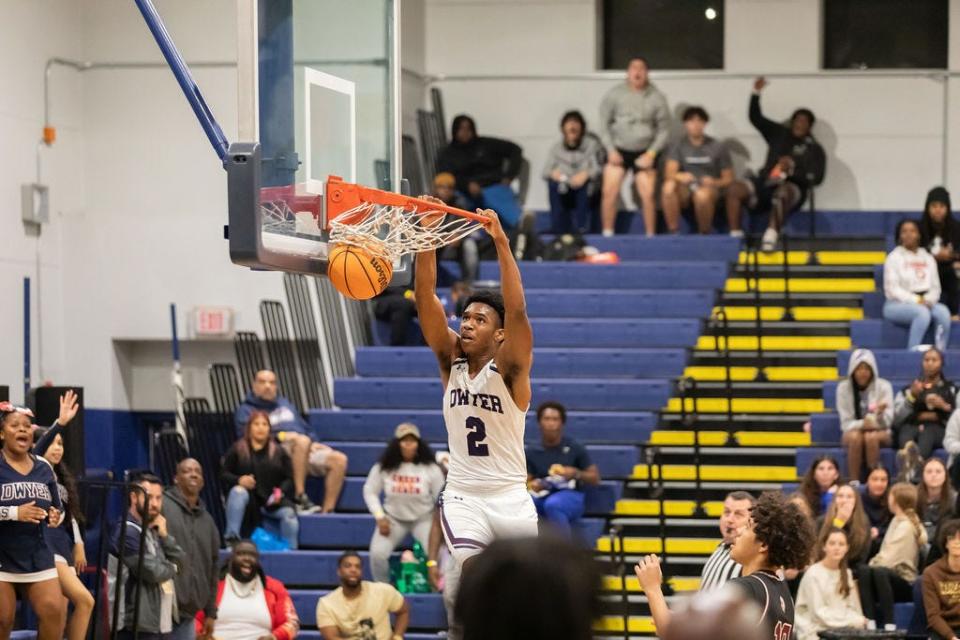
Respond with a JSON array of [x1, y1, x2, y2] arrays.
[[750, 176, 807, 213], [616, 148, 649, 172], [0, 536, 57, 582]]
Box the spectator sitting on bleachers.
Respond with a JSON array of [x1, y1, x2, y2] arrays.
[[922, 519, 960, 639], [525, 401, 600, 539], [161, 458, 220, 640], [818, 484, 872, 567], [699, 491, 755, 592], [893, 348, 956, 470], [195, 539, 299, 640], [837, 348, 894, 482], [316, 551, 410, 640], [436, 114, 523, 228], [799, 454, 842, 517], [661, 106, 736, 236], [862, 464, 893, 544], [434, 172, 480, 283], [362, 423, 445, 583], [864, 482, 929, 629], [725, 76, 825, 251], [543, 110, 603, 235], [235, 369, 348, 514], [944, 408, 960, 491], [109, 471, 185, 639], [795, 527, 867, 640], [883, 220, 952, 352], [920, 187, 960, 319], [455, 534, 601, 640], [919, 458, 957, 542], [598, 56, 671, 237], [373, 281, 418, 347], [222, 411, 300, 549]]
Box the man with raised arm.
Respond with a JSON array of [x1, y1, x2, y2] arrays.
[[414, 203, 538, 577]]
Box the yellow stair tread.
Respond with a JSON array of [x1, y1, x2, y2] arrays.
[[614, 499, 725, 517], [715, 306, 863, 322], [697, 335, 852, 351], [683, 366, 837, 382], [647, 430, 810, 447], [602, 575, 701, 593], [737, 251, 811, 265], [597, 536, 721, 554], [631, 464, 797, 481], [815, 251, 886, 265], [725, 278, 875, 293], [595, 616, 657, 633], [666, 397, 824, 414]]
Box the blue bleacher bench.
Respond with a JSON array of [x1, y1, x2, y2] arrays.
[[309, 408, 656, 445], [333, 377, 671, 411], [835, 349, 960, 379], [357, 346, 689, 379], [850, 320, 960, 349], [291, 590, 446, 628], [512, 289, 714, 319], [438, 261, 729, 290]]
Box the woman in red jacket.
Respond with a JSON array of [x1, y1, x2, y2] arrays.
[[196, 540, 299, 640]]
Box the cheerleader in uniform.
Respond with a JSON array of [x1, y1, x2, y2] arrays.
[[33, 391, 93, 640], [0, 402, 66, 640]]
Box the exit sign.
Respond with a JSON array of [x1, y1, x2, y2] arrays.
[[193, 306, 235, 337]]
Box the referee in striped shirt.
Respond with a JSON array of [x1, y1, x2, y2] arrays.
[[700, 491, 756, 591]]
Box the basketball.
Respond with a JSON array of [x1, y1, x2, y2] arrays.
[[327, 243, 393, 300]]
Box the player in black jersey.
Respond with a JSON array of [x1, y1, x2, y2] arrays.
[[636, 492, 815, 640]]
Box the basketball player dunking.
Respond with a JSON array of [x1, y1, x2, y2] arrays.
[[414, 202, 538, 572]]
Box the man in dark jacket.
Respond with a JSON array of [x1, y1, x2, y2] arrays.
[[436, 114, 524, 228], [727, 76, 826, 251], [234, 369, 348, 514], [162, 459, 220, 640], [109, 472, 185, 639]]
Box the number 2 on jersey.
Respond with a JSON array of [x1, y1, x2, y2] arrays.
[[465, 417, 490, 456]]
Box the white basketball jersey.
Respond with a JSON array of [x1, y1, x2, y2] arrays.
[[442, 357, 528, 494]]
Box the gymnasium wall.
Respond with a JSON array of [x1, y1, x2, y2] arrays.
[[423, 0, 960, 212]]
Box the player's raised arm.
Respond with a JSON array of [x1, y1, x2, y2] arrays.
[[414, 200, 460, 381], [483, 210, 533, 384]]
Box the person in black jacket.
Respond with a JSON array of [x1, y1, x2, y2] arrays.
[[222, 411, 299, 548], [727, 77, 826, 251], [436, 114, 524, 228], [161, 458, 220, 640], [919, 187, 960, 317]]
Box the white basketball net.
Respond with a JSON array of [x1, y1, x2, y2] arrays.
[[328, 202, 485, 263]]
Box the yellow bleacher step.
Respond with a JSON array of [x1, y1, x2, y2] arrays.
[[602, 575, 701, 593], [595, 616, 657, 634], [665, 397, 824, 414], [613, 499, 724, 517], [738, 251, 811, 265], [697, 335, 851, 351], [683, 365, 837, 381], [647, 430, 810, 447], [631, 464, 797, 482], [714, 306, 863, 322], [597, 536, 720, 554], [725, 278, 875, 293], [815, 251, 886, 265]]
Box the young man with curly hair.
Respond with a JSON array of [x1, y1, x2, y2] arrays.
[[636, 492, 815, 640]]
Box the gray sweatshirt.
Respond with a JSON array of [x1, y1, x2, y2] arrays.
[[835, 348, 893, 433], [598, 82, 670, 153], [363, 461, 445, 522], [542, 135, 603, 182]]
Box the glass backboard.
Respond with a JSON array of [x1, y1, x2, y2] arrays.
[[228, 0, 408, 280]]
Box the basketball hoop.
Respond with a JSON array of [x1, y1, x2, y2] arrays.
[[324, 176, 488, 263]]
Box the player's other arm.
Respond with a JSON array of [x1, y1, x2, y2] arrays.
[[484, 210, 533, 403], [414, 246, 459, 380]]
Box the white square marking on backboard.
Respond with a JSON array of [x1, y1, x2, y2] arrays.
[[303, 67, 357, 190]]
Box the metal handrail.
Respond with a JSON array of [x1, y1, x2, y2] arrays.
[[676, 376, 704, 519], [781, 229, 795, 321], [712, 310, 735, 439], [751, 244, 768, 380], [608, 524, 630, 640]]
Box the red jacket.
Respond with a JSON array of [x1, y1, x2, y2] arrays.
[[195, 575, 299, 640]]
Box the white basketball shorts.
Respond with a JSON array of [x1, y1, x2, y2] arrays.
[[438, 485, 539, 562]]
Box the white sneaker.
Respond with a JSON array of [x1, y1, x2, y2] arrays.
[[761, 227, 778, 252], [601, 229, 614, 238], [729, 230, 744, 239]]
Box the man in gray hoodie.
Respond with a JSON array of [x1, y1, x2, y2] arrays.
[[836, 348, 894, 482], [598, 57, 671, 237], [162, 458, 221, 640]]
